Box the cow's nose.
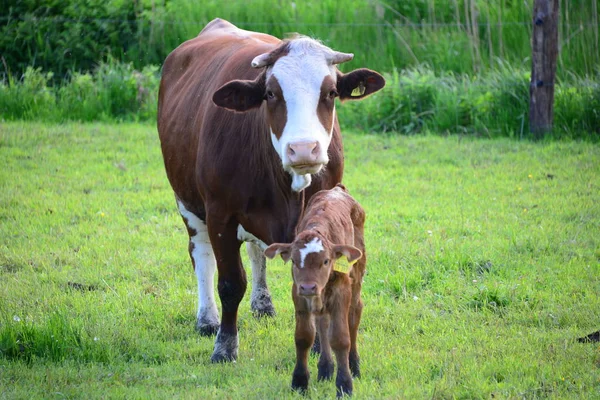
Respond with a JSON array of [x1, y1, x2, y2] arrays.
[[287, 141, 320, 165], [299, 283, 317, 296]]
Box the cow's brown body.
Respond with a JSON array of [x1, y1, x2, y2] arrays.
[[157, 18, 383, 363], [265, 185, 366, 396]]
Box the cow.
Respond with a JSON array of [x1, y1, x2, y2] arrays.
[[265, 184, 366, 397], [157, 18, 384, 363]]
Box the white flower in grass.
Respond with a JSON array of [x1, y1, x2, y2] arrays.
[[13, 315, 21, 322], [93, 337, 99, 342]]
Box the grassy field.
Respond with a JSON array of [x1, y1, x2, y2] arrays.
[[0, 122, 599, 399]]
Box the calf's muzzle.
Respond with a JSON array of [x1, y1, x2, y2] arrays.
[[298, 282, 318, 296]]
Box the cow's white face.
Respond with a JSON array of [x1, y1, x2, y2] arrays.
[[212, 37, 386, 192], [262, 40, 339, 191]]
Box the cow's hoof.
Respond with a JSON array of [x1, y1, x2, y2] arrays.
[[210, 329, 238, 363], [196, 322, 220, 337], [251, 291, 276, 317]]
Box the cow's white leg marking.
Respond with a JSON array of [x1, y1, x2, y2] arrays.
[[177, 200, 220, 335], [246, 242, 276, 316], [236, 224, 275, 316]]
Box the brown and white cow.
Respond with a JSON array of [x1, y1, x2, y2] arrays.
[[157, 18, 384, 362], [265, 184, 366, 397]]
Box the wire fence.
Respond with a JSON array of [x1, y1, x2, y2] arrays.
[[1, 15, 600, 28]]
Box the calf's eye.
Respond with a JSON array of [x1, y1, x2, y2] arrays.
[[324, 259, 329, 265], [266, 90, 275, 100]]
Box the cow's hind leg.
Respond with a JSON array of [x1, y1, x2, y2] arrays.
[[246, 242, 275, 317], [177, 201, 220, 336]]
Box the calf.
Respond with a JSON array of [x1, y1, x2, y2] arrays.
[[265, 184, 366, 397]]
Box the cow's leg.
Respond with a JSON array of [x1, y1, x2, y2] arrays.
[[330, 299, 353, 397], [207, 215, 246, 363], [246, 242, 275, 317], [316, 314, 334, 381], [177, 200, 220, 336], [292, 308, 315, 393]]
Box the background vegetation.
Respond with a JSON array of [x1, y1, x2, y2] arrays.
[[1, 0, 599, 139], [1, 123, 599, 398], [2, 0, 599, 78]]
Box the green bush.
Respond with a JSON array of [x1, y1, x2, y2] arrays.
[[1, 61, 598, 140], [0, 67, 56, 121], [1, 1, 599, 80]]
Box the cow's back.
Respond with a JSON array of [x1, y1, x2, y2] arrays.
[[157, 19, 281, 210]]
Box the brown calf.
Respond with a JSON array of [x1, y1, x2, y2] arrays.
[[265, 184, 366, 397]]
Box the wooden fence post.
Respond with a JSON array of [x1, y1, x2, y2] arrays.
[[530, 0, 559, 139]]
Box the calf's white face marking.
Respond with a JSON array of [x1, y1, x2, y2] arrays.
[[298, 237, 324, 268], [263, 39, 338, 192]]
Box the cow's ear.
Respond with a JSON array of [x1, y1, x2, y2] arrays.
[[333, 245, 362, 264], [337, 68, 385, 101], [264, 243, 292, 263], [213, 74, 265, 112]]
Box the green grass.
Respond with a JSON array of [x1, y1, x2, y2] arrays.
[[1, 122, 599, 399]]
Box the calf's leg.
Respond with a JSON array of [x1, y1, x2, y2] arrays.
[[316, 314, 334, 381], [330, 303, 353, 396], [292, 308, 315, 393]]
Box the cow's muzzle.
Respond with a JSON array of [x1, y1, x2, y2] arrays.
[[287, 141, 324, 174]]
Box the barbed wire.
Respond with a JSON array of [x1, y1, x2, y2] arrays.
[[0, 15, 598, 28]]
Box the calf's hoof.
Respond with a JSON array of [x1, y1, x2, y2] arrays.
[[311, 334, 321, 354], [210, 329, 238, 363], [336, 375, 353, 398], [291, 370, 309, 394], [317, 359, 334, 381], [349, 355, 361, 378], [251, 291, 276, 317]]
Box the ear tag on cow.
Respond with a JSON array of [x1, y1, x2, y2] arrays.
[[334, 258, 354, 273], [351, 82, 366, 97]]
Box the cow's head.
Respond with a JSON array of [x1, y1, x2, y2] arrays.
[[264, 232, 362, 299], [213, 38, 385, 192]]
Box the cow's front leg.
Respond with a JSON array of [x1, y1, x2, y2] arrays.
[[246, 242, 275, 317], [208, 216, 247, 363], [177, 200, 220, 336]]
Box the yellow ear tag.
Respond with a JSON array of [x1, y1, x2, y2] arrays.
[[351, 82, 366, 97], [334, 258, 355, 273]]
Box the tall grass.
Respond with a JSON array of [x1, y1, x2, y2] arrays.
[[123, 0, 600, 78], [1, 61, 598, 140], [2, 1, 600, 79]]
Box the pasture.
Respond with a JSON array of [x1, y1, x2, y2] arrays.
[[1, 122, 599, 399]]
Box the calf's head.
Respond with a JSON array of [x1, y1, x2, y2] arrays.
[[213, 37, 385, 191], [264, 232, 362, 298]]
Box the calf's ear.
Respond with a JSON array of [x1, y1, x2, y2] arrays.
[[332, 245, 362, 264], [264, 243, 292, 263], [337, 68, 385, 101], [213, 73, 265, 112]]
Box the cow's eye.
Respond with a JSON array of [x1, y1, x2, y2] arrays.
[[328, 90, 338, 99], [266, 90, 275, 100], [323, 259, 329, 265]]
